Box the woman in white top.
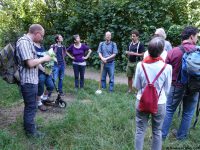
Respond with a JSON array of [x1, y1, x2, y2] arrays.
[[134, 37, 172, 150]]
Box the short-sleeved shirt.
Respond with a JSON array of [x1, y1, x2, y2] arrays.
[[16, 34, 38, 85], [67, 43, 90, 63], [97, 41, 118, 62], [127, 42, 145, 63]]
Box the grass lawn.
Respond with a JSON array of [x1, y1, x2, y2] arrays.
[[0, 76, 200, 150]]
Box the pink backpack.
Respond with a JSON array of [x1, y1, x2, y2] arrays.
[[139, 63, 166, 114]]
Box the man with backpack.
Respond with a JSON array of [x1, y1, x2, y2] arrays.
[[16, 24, 51, 138], [97, 31, 118, 92], [162, 26, 199, 140], [125, 30, 145, 93]]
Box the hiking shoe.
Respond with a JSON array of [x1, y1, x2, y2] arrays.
[[26, 131, 45, 139], [38, 105, 47, 111]]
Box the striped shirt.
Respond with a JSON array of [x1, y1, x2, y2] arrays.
[[16, 34, 38, 85]]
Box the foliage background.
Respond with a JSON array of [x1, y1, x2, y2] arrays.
[[0, 0, 199, 71]]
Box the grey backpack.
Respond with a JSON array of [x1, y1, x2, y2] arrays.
[[0, 43, 19, 84]]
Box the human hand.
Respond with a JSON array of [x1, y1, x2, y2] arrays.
[[125, 51, 129, 55], [43, 55, 51, 62], [101, 57, 107, 63], [82, 56, 87, 60]]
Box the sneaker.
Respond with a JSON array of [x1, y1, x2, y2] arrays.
[[26, 130, 45, 139], [127, 90, 132, 94], [41, 95, 48, 101], [38, 105, 47, 111]]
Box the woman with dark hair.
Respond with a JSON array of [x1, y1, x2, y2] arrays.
[[50, 34, 66, 96], [134, 37, 172, 150], [66, 34, 92, 90]]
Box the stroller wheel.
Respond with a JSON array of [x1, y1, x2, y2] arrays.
[[58, 100, 67, 108]]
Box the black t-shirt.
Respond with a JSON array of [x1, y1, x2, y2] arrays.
[[127, 42, 145, 63]]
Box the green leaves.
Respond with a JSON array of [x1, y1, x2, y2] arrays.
[[0, 0, 199, 70]]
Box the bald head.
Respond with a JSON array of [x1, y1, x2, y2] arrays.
[[105, 31, 112, 41], [29, 24, 44, 34], [148, 37, 165, 58]]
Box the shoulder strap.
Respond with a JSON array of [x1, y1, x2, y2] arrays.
[[112, 41, 114, 53], [179, 45, 185, 54], [141, 62, 150, 84], [128, 42, 132, 51], [142, 62, 167, 84], [152, 64, 167, 84], [136, 42, 140, 53]]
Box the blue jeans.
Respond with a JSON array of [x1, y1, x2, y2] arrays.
[[53, 64, 65, 93], [101, 62, 115, 91], [21, 83, 37, 134], [135, 100, 166, 150], [162, 85, 199, 140], [73, 64, 86, 88], [38, 72, 54, 96]]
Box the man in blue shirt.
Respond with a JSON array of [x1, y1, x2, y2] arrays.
[[97, 31, 118, 92]]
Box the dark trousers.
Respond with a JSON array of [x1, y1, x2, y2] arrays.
[[21, 83, 38, 134], [73, 64, 86, 88]]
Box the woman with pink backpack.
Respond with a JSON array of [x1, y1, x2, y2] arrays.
[[134, 37, 172, 150]]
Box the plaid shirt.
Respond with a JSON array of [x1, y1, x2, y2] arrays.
[[16, 34, 38, 85]]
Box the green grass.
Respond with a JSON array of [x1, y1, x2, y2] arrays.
[[0, 79, 21, 107], [0, 77, 200, 149]]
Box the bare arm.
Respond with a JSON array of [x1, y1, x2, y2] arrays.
[[126, 51, 144, 57], [66, 51, 75, 60], [83, 49, 92, 59], [105, 54, 116, 61], [98, 53, 106, 63], [38, 64, 45, 72], [26, 55, 51, 68]]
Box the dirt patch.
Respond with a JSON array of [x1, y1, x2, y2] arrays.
[[0, 101, 24, 129], [0, 93, 75, 129], [66, 67, 127, 85]]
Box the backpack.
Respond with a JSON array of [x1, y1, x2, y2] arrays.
[[180, 46, 200, 92], [0, 43, 19, 84], [139, 63, 167, 114], [51, 44, 66, 59]]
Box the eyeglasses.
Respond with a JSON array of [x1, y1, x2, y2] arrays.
[[36, 32, 44, 37]]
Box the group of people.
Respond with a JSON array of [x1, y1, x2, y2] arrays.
[[133, 26, 199, 150], [15, 23, 199, 149], [15, 24, 118, 138]]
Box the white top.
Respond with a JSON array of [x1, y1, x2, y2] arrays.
[[134, 61, 172, 104], [143, 50, 167, 61]]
